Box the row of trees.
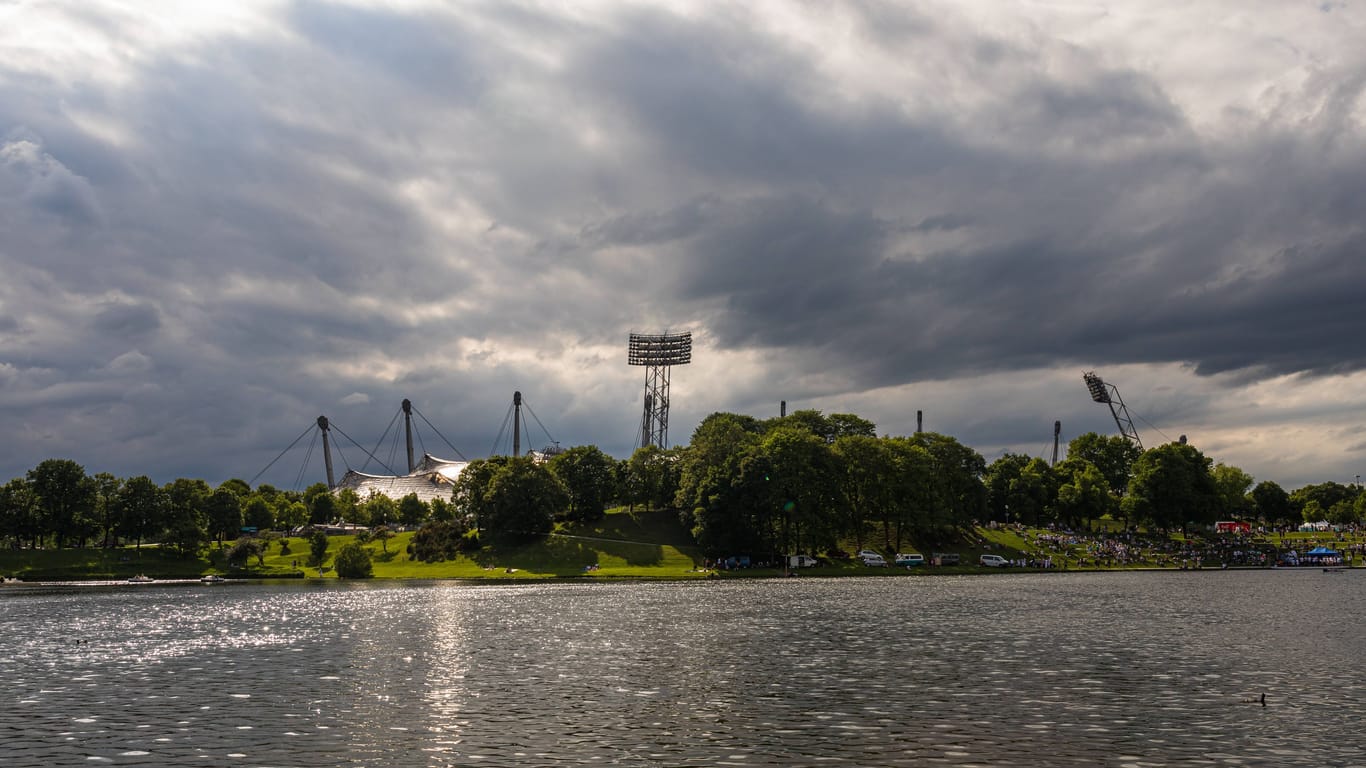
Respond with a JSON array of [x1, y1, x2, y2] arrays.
[[4, 409, 1362, 558]]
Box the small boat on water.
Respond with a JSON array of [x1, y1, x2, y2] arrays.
[[199, 574, 227, 584], [127, 574, 155, 584]]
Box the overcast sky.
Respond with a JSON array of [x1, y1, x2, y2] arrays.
[[2, 0, 1365, 491]]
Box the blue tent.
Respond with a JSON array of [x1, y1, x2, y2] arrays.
[[1304, 546, 1344, 566]]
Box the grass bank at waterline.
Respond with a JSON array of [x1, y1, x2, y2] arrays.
[[3, 508, 1360, 582]]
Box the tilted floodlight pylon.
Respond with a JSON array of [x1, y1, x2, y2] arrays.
[[1082, 371, 1143, 450]]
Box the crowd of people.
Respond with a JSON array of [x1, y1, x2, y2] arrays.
[[990, 523, 1360, 569]]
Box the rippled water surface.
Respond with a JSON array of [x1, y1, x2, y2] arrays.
[[3, 571, 1365, 766]]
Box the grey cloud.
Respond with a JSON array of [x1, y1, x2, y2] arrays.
[[1, 1, 1364, 490], [0, 139, 103, 226], [92, 301, 161, 339]]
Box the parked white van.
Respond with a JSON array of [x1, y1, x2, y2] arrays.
[[788, 554, 819, 568], [979, 554, 1009, 567]]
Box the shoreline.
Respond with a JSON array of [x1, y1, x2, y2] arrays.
[[3, 563, 1353, 588]]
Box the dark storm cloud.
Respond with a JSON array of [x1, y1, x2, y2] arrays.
[[564, 5, 1366, 387], [1, 1, 1364, 487]]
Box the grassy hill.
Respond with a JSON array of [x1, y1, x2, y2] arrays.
[[8, 511, 1342, 582]]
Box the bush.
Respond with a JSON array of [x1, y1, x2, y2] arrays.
[[333, 542, 373, 578], [459, 530, 481, 552], [307, 530, 329, 568], [226, 537, 265, 567], [411, 520, 466, 563]]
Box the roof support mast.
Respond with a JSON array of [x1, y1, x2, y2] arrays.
[[402, 398, 415, 473], [317, 415, 336, 489]]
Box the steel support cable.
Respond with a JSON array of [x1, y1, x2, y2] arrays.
[[294, 429, 319, 491], [249, 423, 317, 487], [490, 402, 515, 457], [361, 408, 402, 473], [329, 421, 401, 477], [1134, 412, 1174, 444], [520, 398, 558, 450]]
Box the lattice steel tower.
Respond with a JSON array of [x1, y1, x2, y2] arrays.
[[629, 331, 692, 449]]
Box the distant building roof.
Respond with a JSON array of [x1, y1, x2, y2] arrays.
[[334, 453, 467, 504]]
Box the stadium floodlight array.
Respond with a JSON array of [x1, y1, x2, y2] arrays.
[[629, 332, 692, 449]]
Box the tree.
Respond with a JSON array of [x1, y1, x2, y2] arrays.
[[480, 457, 568, 546], [1053, 459, 1115, 529], [1290, 482, 1355, 520], [1123, 443, 1219, 533], [163, 478, 211, 557], [452, 457, 511, 531], [307, 530, 330, 570], [205, 488, 243, 546], [410, 519, 469, 562], [225, 537, 266, 567], [904, 432, 987, 531], [765, 426, 841, 556], [1066, 433, 1142, 497], [0, 478, 38, 549], [622, 445, 681, 512], [1251, 481, 1295, 527], [277, 501, 309, 532], [92, 472, 122, 548], [1211, 463, 1255, 518], [372, 524, 395, 553], [333, 488, 360, 524], [770, 409, 837, 443], [548, 445, 617, 522], [397, 493, 429, 528], [115, 476, 167, 548], [303, 483, 334, 524], [984, 454, 1031, 524], [242, 496, 276, 531], [218, 478, 251, 498], [827, 413, 877, 441], [883, 438, 937, 547], [333, 542, 373, 578], [429, 496, 455, 522], [28, 459, 96, 549], [363, 493, 397, 528], [1012, 458, 1059, 528], [1326, 500, 1359, 526], [675, 413, 767, 556], [831, 435, 892, 552]]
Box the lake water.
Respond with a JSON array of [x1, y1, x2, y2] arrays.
[[2, 571, 1364, 767]]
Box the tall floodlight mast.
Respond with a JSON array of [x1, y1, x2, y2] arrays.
[[629, 331, 692, 449], [1082, 371, 1143, 450]]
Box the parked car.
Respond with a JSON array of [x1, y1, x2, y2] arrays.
[[895, 553, 925, 567], [979, 554, 1009, 567], [861, 554, 887, 567], [857, 549, 882, 560], [788, 554, 819, 568]]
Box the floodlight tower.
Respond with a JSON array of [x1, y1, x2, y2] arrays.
[[629, 331, 692, 449], [1083, 371, 1143, 450]]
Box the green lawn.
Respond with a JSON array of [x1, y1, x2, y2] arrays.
[[7, 514, 1360, 581]]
